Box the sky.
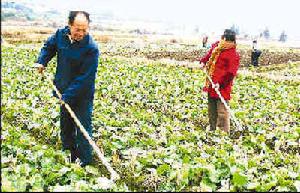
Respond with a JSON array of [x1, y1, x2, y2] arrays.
[[16, 0, 300, 39]]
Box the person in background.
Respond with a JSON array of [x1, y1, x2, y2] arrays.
[[198, 29, 240, 133], [35, 11, 100, 167], [202, 35, 208, 48], [251, 40, 262, 67]]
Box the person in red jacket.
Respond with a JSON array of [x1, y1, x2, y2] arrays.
[[199, 29, 240, 132]]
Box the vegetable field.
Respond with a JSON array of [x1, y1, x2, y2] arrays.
[[1, 45, 300, 192]]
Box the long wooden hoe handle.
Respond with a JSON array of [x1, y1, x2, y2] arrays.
[[52, 84, 120, 181], [203, 71, 243, 132]]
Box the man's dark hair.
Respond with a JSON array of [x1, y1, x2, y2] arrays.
[[223, 29, 236, 42], [68, 11, 91, 25]]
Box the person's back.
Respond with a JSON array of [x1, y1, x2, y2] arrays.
[[201, 40, 239, 100]]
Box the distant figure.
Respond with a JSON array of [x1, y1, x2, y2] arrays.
[[251, 40, 262, 67], [202, 35, 208, 48]]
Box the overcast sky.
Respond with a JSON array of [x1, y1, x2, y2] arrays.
[[19, 0, 300, 39]]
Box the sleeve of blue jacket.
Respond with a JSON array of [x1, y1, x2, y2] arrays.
[[61, 47, 99, 103], [36, 31, 58, 66]]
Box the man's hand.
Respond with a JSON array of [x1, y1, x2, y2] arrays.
[[34, 63, 45, 74], [59, 98, 65, 105]]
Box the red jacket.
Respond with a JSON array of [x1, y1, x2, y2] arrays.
[[200, 41, 240, 100]]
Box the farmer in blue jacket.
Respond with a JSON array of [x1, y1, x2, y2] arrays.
[[35, 11, 100, 167]]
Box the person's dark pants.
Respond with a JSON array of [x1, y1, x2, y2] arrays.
[[208, 95, 230, 132], [251, 50, 262, 67], [60, 99, 93, 166]]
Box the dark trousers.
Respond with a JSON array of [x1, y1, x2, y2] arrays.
[[251, 49, 262, 66], [208, 95, 230, 132], [60, 99, 93, 166]]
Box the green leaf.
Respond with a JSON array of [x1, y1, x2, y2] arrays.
[[232, 171, 248, 187], [157, 164, 170, 175]]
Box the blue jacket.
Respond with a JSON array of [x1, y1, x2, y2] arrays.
[[37, 26, 100, 104]]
